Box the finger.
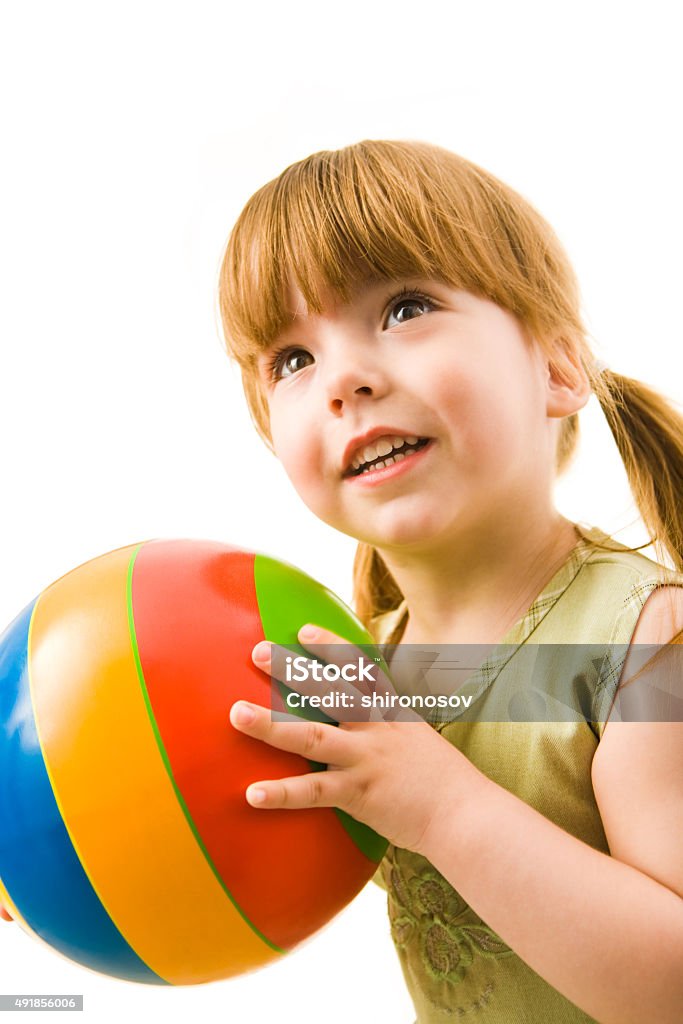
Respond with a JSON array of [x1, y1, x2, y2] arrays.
[[252, 641, 375, 722], [255, 624, 397, 693], [245, 769, 349, 810], [229, 700, 357, 766], [298, 625, 390, 695]]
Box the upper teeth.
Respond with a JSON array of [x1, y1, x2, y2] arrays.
[[351, 435, 420, 470]]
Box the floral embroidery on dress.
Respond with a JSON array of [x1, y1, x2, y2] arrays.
[[383, 848, 515, 990]]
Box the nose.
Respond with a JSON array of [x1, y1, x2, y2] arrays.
[[322, 338, 390, 415]]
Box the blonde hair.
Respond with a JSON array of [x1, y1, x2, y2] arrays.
[[218, 139, 683, 635]]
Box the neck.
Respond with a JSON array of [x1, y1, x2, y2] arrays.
[[377, 510, 581, 646]]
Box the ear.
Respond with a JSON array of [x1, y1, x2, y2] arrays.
[[545, 340, 592, 419]]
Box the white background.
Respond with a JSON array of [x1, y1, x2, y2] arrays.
[[1, 1, 681, 1021]]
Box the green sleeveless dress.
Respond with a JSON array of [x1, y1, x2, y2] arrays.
[[369, 523, 683, 1024]]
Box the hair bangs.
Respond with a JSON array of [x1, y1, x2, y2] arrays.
[[219, 141, 499, 368]]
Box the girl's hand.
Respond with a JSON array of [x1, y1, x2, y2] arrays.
[[231, 625, 485, 853], [0, 904, 13, 922]]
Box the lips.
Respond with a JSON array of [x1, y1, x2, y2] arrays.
[[351, 438, 432, 477], [341, 427, 431, 477]]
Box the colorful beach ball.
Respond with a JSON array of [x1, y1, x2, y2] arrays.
[[0, 539, 387, 985]]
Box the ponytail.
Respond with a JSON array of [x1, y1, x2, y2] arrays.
[[592, 368, 683, 574], [352, 544, 402, 632]]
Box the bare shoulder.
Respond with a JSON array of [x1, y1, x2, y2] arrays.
[[591, 585, 683, 898], [630, 584, 683, 642]]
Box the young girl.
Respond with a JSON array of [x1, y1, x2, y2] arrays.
[[3, 140, 682, 1022], [219, 140, 683, 1023]]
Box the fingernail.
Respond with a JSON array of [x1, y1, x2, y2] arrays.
[[252, 641, 270, 662], [232, 702, 255, 725], [247, 787, 267, 805], [299, 624, 318, 641]]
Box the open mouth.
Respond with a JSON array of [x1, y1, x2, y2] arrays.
[[346, 437, 431, 478]]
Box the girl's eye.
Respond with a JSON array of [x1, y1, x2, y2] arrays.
[[266, 288, 437, 383], [266, 347, 313, 382], [384, 290, 437, 328]]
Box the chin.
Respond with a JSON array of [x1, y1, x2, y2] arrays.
[[364, 514, 453, 551]]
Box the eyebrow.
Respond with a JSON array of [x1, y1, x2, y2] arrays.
[[286, 277, 429, 324]]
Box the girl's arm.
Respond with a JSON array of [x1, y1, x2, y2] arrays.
[[232, 594, 683, 1024]]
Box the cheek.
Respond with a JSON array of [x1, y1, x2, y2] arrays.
[[433, 366, 533, 463], [270, 406, 324, 495], [431, 367, 494, 444]]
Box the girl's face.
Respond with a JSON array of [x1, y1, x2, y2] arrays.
[[256, 277, 570, 554]]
